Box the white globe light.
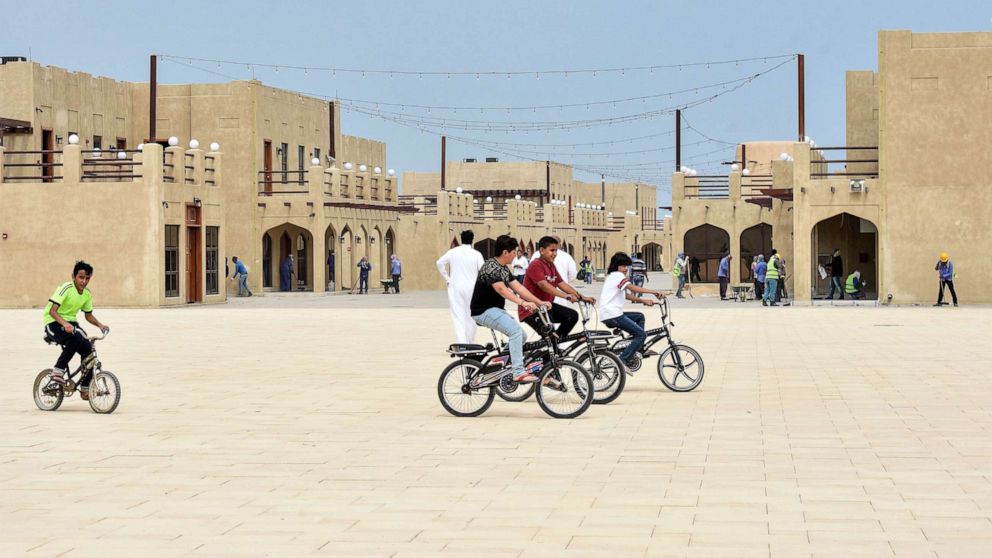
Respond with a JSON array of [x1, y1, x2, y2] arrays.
[[137, 143, 145, 151], [780, 152, 790, 161], [473, 199, 479, 204], [455, 187, 463, 193], [680, 165, 689, 173], [804, 136, 812, 143], [690, 169, 698, 176], [168, 136, 179, 146], [742, 168, 751, 176], [68, 134, 79, 145], [485, 196, 493, 202], [210, 142, 220, 152], [607, 212, 613, 216], [188, 139, 200, 149], [359, 164, 368, 172], [514, 194, 521, 200], [344, 162, 353, 170], [92, 147, 102, 158], [731, 163, 740, 171], [117, 151, 127, 160], [311, 157, 320, 166], [387, 168, 396, 176], [373, 166, 382, 174]]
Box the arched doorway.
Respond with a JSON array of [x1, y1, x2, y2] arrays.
[[683, 224, 729, 283], [340, 225, 355, 290], [811, 213, 878, 299], [325, 225, 337, 291], [385, 228, 396, 260], [740, 223, 773, 282], [263, 223, 314, 292], [643, 242, 663, 271], [474, 238, 496, 259]]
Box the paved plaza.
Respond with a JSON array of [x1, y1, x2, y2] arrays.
[[2, 288, 991, 557]]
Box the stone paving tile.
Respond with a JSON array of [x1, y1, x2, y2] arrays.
[[1, 295, 991, 556]]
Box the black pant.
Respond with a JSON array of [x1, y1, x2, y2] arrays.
[[754, 280, 764, 299], [392, 274, 401, 293], [719, 277, 729, 299], [938, 279, 958, 304], [523, 303, 578, 340], [46, 322, 94, 386]]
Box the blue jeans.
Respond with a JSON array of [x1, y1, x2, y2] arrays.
[[631, 275, 645, 288], [359, 274, 369, 293], [828, 276, 843, 299], [473, 308, 524, 376], [584, 272, 593, 284], [763, 278, 778, 303], [237, 274, 251, 296], [675, 275, 685, 296], [603, 312, 646, 363]]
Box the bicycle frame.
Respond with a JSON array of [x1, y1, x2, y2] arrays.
[[48, 327, 107, 393], [612, 299, 679, 356]]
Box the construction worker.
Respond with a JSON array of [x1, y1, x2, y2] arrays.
[[762, 249, 780, 306], [845, 270, 866, 300], [934, 252, 958, 307], [672, 252, 687, 298]]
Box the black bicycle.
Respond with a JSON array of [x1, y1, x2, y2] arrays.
[[34, 328, 121, 413], [437, 307, 594, 419], [609, 298, 704, 392], [558, 302, 625, 404]]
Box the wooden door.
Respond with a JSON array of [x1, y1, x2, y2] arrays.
[[42, 129, 54, 182], [185, 205, 203, 303], [263, 140, 273, 194]]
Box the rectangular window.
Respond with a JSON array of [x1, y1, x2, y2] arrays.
[[93, 135, 102, 149], [280, 142, 288, 183], [314, 147, 320, 164], [165, 225, 180, 297], [298, 145, 305, 185], [205, 226, 219, 295]]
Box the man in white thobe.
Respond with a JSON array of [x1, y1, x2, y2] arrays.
[[437, 230, 485, 344], [531, 235, 578, 307]]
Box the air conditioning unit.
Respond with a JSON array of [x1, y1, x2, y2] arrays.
[[485, 157, 499, 163], [463, 158, 477, 163]]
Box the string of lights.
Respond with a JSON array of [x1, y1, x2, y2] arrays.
[[158, 53, 796, 79]]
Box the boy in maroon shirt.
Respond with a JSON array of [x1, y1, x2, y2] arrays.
[[518, 236, 595, 338]]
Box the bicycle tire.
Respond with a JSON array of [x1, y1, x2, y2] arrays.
[[88, 370, 121, 414], [437, 359, 495, 417], [536, 360, 593, 419], [657, 345, 705, 392], [495, 379, 536, 402], [576, 349, 626, 405], [33, 369, 64, 411]]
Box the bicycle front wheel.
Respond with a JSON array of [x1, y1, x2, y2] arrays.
[[437, 359, 494, 417], [33, 369, 64, 411], [657, 345, 704, 392], [576, 349, 625, 405], [88, 370, 121, 414], [536, 360, 593, 419]]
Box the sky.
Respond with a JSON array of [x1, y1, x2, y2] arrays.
[[3, 0, 990, 207]]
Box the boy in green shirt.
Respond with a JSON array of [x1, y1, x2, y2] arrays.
[[43, 261, 109, 399]]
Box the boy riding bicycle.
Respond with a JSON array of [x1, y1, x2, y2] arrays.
[[43, 261, 110, 400]]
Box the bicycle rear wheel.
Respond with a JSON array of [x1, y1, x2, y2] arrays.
[[536, 360, 593, 419], [33, 369, 64, 411], [88, 370, 121, 414], [437, 359, 495, 417], [576, 349, 625, 405], [657, 345, 704, 392], [495, 377, 536, 402]]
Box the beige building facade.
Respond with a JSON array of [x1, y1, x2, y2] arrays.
[[670, 30, 991, 304]]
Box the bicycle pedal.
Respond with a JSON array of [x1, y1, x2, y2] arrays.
[[643, 350, 659, 357]]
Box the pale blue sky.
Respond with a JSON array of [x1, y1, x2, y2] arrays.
[[3, 0, 989, 205]]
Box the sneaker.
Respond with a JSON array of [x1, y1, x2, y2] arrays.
[[954, 303, 959, 307], [79, 387, 89, 401], [49, 369, 67, 385], [762, 300, 767, 306], [513, 372, 540, 383]]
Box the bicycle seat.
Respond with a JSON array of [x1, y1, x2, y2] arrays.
[[447, 343, 489, 356], [587, 330, 614, 339]]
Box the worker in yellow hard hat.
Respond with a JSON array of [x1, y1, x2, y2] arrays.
[[934, 253, 958, 307]]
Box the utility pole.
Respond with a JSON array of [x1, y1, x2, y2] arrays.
[[797, 54, 805, 141], [149, 55, 157, 141], [675, 109, 681, 172], [440, 135, 446, 190]]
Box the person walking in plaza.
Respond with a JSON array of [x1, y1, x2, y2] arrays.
[[579, 255, 594, 284], [763, 249, 780, 306], [754, 254, 766, 301], [717, 254, 732, 300], [827, 248, 844, 300], [512, 248, 529, 283], [630, 252, 648, 287], [599, 252, 666, 368], [327, 252, 335, 290], [232, 256, 252, 297], [437, 230, 485, 344], [934, 252, 958, 306], [357, 256, 372, 294], [520, 236, 594, 340], [389, 254, 402, 293], [689, 255, 702, 283], [279, 254, 295, 292], [672, 251, 688, 298], [845, 270, 866, 299], [470, 235, 550, 383]]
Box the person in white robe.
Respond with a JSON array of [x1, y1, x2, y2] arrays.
[[436, 230, 485, 344]]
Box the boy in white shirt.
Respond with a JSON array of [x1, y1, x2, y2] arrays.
[[598, 252, 666, 368]]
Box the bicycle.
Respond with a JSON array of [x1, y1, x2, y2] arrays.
[[437, 306, 594, 419], [34, 328, 121, 413], [608, 298, 705, 392], [557, 301, 625, 405]]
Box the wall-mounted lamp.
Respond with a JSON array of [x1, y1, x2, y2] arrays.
[[56, 135, 64, 145], [193, 197, 202, 208], [356, 236, 362, 244], [162, 201, 169, 209], [370, 237, 376, 244], [339, 236, 345, 244], [308, 212, 316, 218], [2, 232, 7, 240]]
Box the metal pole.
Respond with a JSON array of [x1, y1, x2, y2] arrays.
[[741, 143, 747, 172], [440, 135, 446, 190], [798, 54, 805, 142], [328, 101, 336, 161], [545, 160, 551, 202], [149, 55, 157, 140], [675, 109, 681, 172], [601, 174, 605, 204]]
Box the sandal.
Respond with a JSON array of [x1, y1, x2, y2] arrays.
[[542, 376, 564, 390], [79, 388, 89, 401], [513, 373, 540, 383]]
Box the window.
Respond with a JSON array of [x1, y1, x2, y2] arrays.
[[205, 226, 219, 295], [314, 147, 320, 164], [298, 145, 305, 185], [165, 225, 180, 297], [280, 142, 288, 183], [93, 135, 102, 149]]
